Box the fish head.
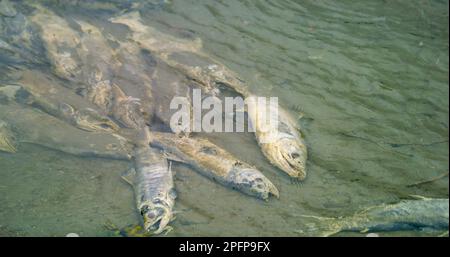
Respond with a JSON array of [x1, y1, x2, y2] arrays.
[[263, 135, 307, 180], [250, 99, 308, 180], [230, 165, 279, 200], [140, 199, 173, 234]]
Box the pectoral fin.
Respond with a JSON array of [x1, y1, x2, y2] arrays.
[[121, 167, 136, 186], [163, 152, 186, 164]]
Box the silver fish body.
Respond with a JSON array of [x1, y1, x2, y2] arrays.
[[347, 198, 449, 232], [128, 145, 176, 234], [300, 198, 449, 236]]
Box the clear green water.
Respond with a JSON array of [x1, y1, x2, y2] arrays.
[[0, 0, 448, 236]]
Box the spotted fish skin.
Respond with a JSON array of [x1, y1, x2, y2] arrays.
[[151, 132, 279, 200]]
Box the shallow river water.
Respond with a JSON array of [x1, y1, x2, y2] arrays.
[[0, 0, 448, 236]]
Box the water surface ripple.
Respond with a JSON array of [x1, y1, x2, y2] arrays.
[[0, 0, 448, 236]]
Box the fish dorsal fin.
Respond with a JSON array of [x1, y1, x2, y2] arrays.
[[112, 84, 128, 102], [121, 167, 136, 186]]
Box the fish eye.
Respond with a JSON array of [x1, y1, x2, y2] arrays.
[[140, 205, 150, 215]]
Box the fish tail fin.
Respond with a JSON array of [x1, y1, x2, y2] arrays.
[[295, 214, 344, 237], [0, 120, 17, 153]]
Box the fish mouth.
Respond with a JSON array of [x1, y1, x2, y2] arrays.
[[145, 217, 162, 231], [269, 137, 307, 180], [231, 167, 279, 200], [140, 203, 172, 234]]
